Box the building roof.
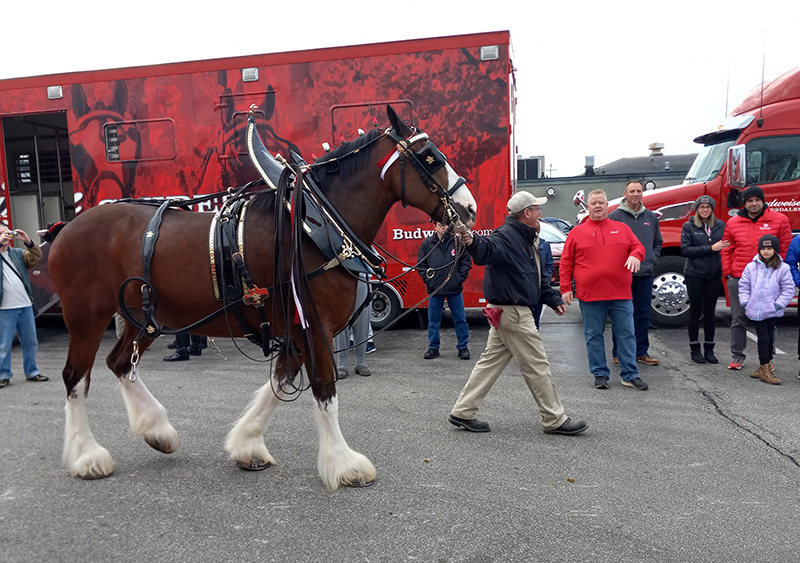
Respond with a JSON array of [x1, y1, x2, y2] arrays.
[[595, 154, 697, 175]]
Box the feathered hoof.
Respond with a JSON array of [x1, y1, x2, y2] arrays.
[[235, 458, 273, 471], [70, 449, 115, 480], [143, 425, 179, 453]]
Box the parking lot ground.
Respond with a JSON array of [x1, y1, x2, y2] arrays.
[[1, 302, 799, 562]]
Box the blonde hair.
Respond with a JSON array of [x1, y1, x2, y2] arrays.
[[692, 210, 716, 228], [588, 189, 607, 201]]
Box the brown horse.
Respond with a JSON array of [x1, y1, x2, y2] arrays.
[[48, 106, 477, 490]]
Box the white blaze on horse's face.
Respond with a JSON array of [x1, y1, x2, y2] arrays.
[[446, 163, 477, 228]]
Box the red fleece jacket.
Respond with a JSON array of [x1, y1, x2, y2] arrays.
[[560, 218, 645, 301], [721, 207, 792, 278]]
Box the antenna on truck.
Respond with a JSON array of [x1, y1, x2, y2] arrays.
[[758, 29, 766, 127]]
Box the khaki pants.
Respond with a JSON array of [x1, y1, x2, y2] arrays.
[[451, 304, 566, 430]]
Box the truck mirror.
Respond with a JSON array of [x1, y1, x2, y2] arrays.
[[727, 144, 746, 187], [727, 190, 742, 208]]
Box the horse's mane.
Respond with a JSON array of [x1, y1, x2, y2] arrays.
[[311, 129, 385, 189], [249, 128, 385, 215]]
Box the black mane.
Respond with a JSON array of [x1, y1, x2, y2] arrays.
[[311, 129, 385, 189]]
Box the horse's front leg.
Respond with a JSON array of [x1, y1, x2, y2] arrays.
[[314, 394, 377, 491], [225, 354, 298, 470]]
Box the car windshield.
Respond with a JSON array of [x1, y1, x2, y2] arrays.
[[684, 139, 736, 184], [538, 221, 566, 243]]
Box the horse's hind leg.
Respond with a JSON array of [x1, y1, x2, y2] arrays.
[[106, 324, 179, 455], [225, 352, 299, 470], [62, 318, 115, 479]]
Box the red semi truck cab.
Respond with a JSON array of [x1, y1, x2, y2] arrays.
[[602, 66, 800, 327]]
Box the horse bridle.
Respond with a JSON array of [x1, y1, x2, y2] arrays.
[[384, 127, 466, 225]]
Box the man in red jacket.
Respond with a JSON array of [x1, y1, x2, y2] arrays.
[[721, 185, 792, 370], [560, 190, 647, 390]]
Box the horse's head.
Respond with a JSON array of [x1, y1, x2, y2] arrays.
[[384, 106, 477, 228]]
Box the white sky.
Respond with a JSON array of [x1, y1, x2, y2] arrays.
[[2, 0, 798, 176]]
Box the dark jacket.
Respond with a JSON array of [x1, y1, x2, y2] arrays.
[[538, 238, 554, 287], [0, 243, 42, 306], [680, 218, 726, 279], [417, 232, 472, 295], [609, 201, 663, 277], [467, 217, 563, 309]]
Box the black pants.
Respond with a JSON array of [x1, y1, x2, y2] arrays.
[[174, 333, 207, 350], [753, 318, 777, 365], [685, 275, 721, 344]]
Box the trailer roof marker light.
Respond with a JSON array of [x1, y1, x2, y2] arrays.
[[242, 68, 259, 82], [480, 45, 499, 61], [47, 86, 63, 100]]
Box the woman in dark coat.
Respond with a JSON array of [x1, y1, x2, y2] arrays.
[[680, 195, 730, 363]]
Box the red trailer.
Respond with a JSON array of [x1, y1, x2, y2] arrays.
[[0, 31, 516, 325]]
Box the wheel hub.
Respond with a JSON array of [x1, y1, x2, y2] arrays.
[[651, 272, 689, 317]]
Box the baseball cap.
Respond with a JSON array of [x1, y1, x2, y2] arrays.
[[507, 191, 547, 215]]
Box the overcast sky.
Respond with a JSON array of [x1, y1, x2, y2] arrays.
[[2, 0, 798, 176]]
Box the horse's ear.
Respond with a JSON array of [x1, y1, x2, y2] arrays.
[[386, 105, 411, 137]]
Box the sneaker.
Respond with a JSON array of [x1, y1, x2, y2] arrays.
[[621, 377, 649, 390], [0, 379, 9, 388], [365, 341, 376, 354], [637, 355, 660, 366], [544, 417, 589, 435], [354, 364, 372, 377], [337, 367, 349, 379], [594, 376, 609, 389], [612, 357, 619, 366], [448, 415, 490, 433], [458, 348, 470, 360], [728, 359, 744, 370], [26, 374, 49, 382], [423, 348, 440, 360]]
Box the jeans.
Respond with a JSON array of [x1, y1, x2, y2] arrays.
[[579, 299, 638, 382], [427, 293, 469, 350], [727, 277, 748, 360], [0, 306, 40, 380], [612, 275, 653, 358]]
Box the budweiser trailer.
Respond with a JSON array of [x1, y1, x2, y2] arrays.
[[0, 31, 516, 326]]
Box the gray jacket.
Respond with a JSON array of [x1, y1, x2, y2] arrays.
[[609, 200, 663, 277]]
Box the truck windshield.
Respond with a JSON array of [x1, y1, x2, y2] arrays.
[[683, 139, 736, 184]]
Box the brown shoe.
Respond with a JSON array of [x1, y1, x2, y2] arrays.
[[637, 355, 659, 366], [612, 357, 619, 366], [758, 364, 781, 385]]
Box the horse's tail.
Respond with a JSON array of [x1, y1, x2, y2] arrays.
[[42, 221, 69, 244]]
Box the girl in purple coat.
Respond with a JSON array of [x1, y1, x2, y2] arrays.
[[739, 235, 795, 385]]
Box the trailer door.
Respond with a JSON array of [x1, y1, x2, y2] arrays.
[[1, 112, 74, 236]]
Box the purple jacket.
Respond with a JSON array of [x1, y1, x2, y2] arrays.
[[739, 257, 795, 321]]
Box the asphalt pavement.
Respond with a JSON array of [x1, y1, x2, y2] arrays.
[[2, 302, 799, 562]]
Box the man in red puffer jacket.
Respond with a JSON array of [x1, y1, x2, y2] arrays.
[[721, 185, 792, 371]]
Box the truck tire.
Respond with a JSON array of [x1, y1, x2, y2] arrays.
[[370, 283, 402, 330], [651, 255, 690, 328]]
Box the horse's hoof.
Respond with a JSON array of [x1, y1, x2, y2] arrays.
[[144, 436, 177, 454], [236, 459, 272, 471], [345, 477, 375, 488]]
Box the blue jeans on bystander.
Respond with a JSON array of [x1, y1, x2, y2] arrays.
[[428, 292, 469, 351], [0, 306, 40, 381], [579, 299, 638, 382]]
